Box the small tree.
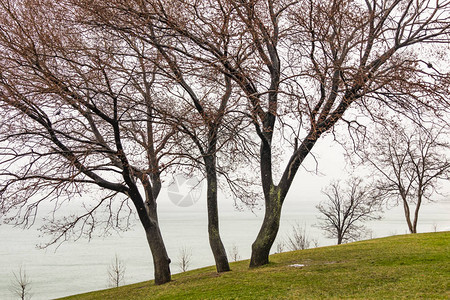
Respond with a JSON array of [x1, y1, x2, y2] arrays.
[[316, 178, 382, 245], [311, 238, 319, 248], [360, 122, 450, 233], [275, 241, 285, 254], [10, 267, 31, 300], [108, 255, 126, 288], [286, 223, 311, 251], [178, 246, 192, 273], [229, 244, 240, 262]]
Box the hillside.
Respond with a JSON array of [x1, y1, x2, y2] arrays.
[[61, 232, 450, 299]]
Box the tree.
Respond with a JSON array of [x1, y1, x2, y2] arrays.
[[177, 246, 192, 272], [286, 223, 311, 251], [0, 1, 183, 284], [139, 0, 450, 266], [229, 244, 240, 262], [10, 267, 31, 300], [108, 255, 126, 288], [358, 122, 450, 234], [149, 42, 235, 273], [315, 178, 382, 245]]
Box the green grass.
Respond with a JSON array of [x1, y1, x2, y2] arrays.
[[60, 232, 450, 299]]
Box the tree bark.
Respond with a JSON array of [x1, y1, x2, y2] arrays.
[[143, 200, 171, 285], [337, 231, 343, 245], [142, 198, 171, 281], [250, 133, 318, 267], [144, 224, 171, 285], [132, 185, 171, 285], [401, 196, 415, 233], [250, 184, 282, 267], [412, 191, 423, 234], [205, 155, 230, 272]]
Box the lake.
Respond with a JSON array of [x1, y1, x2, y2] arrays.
[[1, 195, 449, 300]]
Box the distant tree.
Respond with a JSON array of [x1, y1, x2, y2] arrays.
[[359, 122, 450, 234], [286, 223, 311, 251], [229, 244, 240, 262], [10, 266, 31, 300], [316, 178, 382, 245], [275, 241, 285, 254], [178, 246, 192, 273], [108, 255, 126, 288]]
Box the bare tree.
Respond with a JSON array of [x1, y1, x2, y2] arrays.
[[286, 223, 311, 251], [359, 122, 450, 234], [0, 1, 183, 284], [229, 244, 240, 262], [178, 246, 192, 273], [149, 45, 235, 273], [315, 178, 382, 245], [275, 240, 285, 254], [10, 267, 31, 300], [108, 255, 126, 288], [135, 0, 450, 267]]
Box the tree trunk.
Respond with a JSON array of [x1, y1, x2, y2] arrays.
[[145, 191, 171, 284], [144, 224, 171, 284], [337, 233, 343, 245], [250, 185, 282, 267], [205, 155, 230, 272], [401, 196, 415, 233], [131, 186, 171, 285], [412, 193, 423, 234], [249, 133, 318, 267]]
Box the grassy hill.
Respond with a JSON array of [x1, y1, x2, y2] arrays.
[[60, 232, 449, 299]]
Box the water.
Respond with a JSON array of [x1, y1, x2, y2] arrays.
[[1, 195, 449, 300]]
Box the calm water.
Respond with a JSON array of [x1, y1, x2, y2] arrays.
[[1, 195, 449, 300]]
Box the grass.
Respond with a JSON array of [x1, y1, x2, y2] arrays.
[[60, 232, 450, 299]]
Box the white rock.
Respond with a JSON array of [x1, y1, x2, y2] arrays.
[[289, 264, 305, 268]]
